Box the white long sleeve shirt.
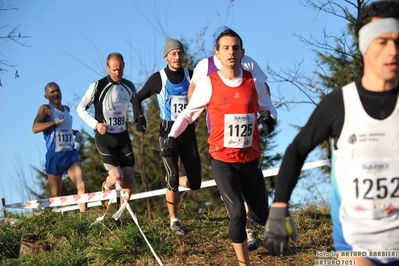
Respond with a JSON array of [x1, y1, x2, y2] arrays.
[[169, 69, 277, 138]]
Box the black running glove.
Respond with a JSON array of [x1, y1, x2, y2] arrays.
[[136, 116, 147, 132], [161, 137, 177, 157], [264, 207, 297, 256], [258, 114, 277, 136]]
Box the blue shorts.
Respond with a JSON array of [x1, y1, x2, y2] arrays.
[[45, 150, 80, 175]]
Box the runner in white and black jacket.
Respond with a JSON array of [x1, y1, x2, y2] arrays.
[[77, 52, 137, 203]]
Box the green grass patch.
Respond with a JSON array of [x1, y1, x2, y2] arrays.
[[0, 205, 333, 265]]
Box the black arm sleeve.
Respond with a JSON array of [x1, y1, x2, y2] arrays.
[[132, 72, 162, 121], [274, 89, 345, 203]]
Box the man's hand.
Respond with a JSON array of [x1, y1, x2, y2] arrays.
[[258, 114, 277, 136], [264, 207, 298, 256], [96, 122, 108, 135], [54, 116, 65, 125], [75, 131, 83, 143], [136, 116, 147, 132], [161, 137, 177, 157]]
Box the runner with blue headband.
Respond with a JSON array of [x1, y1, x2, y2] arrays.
[[264, 1, 399, 265]]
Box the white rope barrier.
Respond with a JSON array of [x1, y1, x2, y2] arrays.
[[0, 159, 329, 212]]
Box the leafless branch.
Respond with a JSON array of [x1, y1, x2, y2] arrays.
[[0, 1, 31, 84], [0, 24, 31, 46], [267, 60, 326, 111]]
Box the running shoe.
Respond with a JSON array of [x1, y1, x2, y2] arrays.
[[170, 221, 185, 236], [246, 229, 259, 251]]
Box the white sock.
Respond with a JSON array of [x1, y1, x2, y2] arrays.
[[170, 217, 180, 226]]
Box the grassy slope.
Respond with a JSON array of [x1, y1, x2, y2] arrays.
[[0, 205, 333, 266]]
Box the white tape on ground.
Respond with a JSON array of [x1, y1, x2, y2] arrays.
[[124, 203, 164, 266], [1, 159, 330, 212]]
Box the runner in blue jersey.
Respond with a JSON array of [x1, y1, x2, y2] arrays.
[[132, 39, 202, 235], [264, 2, 399, 265], [33, 82, 87, 213]]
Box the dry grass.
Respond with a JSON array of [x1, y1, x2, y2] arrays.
[[0, 205, 333, 266], [156, 205, 333, 266]]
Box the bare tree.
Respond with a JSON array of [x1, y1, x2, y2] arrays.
[[0, 0, 31, 86], [270, 0, 367, 111]]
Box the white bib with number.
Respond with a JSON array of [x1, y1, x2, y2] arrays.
[[332, 82, 399, 253], [50, 105, 74, 152], [337, 158, 399, 219], [55, 127, 74, 152], [171, 95, 188, 121], [223, 113, 255, 148], [102, 85, 130, 133]]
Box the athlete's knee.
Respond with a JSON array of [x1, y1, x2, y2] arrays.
[[76, 180, 86, 194], [230, 210, 246, 224], [166, 174, 179, 192], [107, 165, 122, 177], [123, 168, 134, 179], [186, 172, 202, 190], [122, 175, 133, 190], [186, 179, 201, 190]]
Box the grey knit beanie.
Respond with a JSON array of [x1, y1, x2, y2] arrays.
[[163, 38, 184, 57]]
